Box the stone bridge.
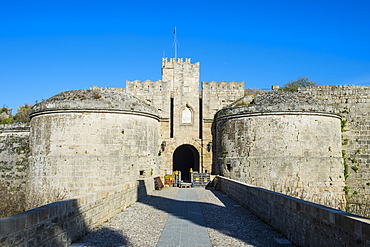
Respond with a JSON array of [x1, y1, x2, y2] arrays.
[[1, 176, 369, 247]]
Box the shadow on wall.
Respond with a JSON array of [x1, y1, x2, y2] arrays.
[[72, 180, 150, 246], [137, 179, 148, 199], [0, 179, 151, 246], [216, 176, 370, 246], [0, 199, 90, 246]]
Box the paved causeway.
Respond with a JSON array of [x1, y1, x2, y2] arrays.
[[156, 189, 212, 247], [72, 187, 295, 247]]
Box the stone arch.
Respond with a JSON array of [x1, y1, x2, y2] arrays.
[[173, 144, 199, 181]]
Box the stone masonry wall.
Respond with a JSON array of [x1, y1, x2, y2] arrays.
[[29, 112, 159, 198], [202, 81, 245, 121], [160, 57, 205, 173], [126, 58, 245, 175], [213, 92, 346, 209], [126, 80, 170, 120], [0, 177, 154, 247], [216, 176, 370, 247], [28, 88, 160, 200], [299, 85, 370, 216], [202, 81, 245, 172], [0, 123, 30, 191]]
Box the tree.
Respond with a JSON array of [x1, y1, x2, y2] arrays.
[[14, 104, 33, 123], [0, 107, 14, 124], [280, 77, 318, 92]]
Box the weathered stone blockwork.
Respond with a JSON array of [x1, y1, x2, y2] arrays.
[[29, 88, 160, 199], [216, 176, 370, 247], [0, 123, 30, 190], [213, 92, 346, 209], [127, 58, 245, 175], [127, 58, 205, 174], [0, 177, 154, 247], [202, 80, 245, 121], [299, 85, 370, 215]]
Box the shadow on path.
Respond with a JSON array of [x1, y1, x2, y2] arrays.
[[72, 186, 295, 247], [74, 227, 129, 246], [146, 187, 295, 247]]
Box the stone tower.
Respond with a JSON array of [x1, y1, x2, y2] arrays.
[[28, 89, 160, 198], [127, 58, 206, 180], [212, 92, 346, 209], [126, 58, 245, 180]]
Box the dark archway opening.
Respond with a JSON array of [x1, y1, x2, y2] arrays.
[[173, 144, 199, 182]]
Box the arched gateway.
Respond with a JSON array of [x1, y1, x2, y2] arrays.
[[173, 144, 199, 181]]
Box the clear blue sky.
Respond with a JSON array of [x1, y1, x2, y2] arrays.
[[1, 0, 370, 113]]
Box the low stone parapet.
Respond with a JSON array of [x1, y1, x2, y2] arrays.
[[0, 177, 154, 246], [215, 176, 370, 247]]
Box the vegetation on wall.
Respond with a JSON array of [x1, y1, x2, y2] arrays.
[[280, 77, 318, 92], [0, 181, 67, 219], [0, 104, 32, 124], [336, 103, 370, 218], [0, 107, 14, 124], [14, 104, 33, 122], [0, 182, 26, 218], [244, 88, 265, 95], [341, 119, 347, 132]]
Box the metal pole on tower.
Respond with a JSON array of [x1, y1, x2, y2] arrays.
[[173, 27, 178, 59]]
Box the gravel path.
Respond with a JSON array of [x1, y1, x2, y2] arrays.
[[73, 187, 179, 247], [72, 187, 295, 247], [196, 188, 295, 246]]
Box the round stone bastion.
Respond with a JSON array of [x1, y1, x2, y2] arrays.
[[29, 88, 160, 199], [212, 91, 346, 209]]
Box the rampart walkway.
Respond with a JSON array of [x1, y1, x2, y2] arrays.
[[71, 187, 294, 247]]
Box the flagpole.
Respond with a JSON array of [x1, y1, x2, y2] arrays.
[[173, 27, 177, 59]]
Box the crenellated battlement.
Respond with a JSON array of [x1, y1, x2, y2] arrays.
[[161, 57, 200, 92], [162, 57, 192, 66], [126, 79, 163, 85], [202, 81, 244, 92], [202, 81, 245, 120], [90, 85, 125, 92], [126, 80, 168, 93]]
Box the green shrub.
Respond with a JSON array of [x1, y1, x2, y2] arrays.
[[343, 186, 350, 195], [0, 117, 14, 124], [351, 166, 359, 172], [0, 182, 26, 218], [14, 104, 32, 123]]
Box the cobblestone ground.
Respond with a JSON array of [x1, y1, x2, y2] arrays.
[[72, 187, 295, 247]]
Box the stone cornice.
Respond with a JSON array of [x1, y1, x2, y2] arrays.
[[30, 109, 160, 121], [216, 111, 341, 122]]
